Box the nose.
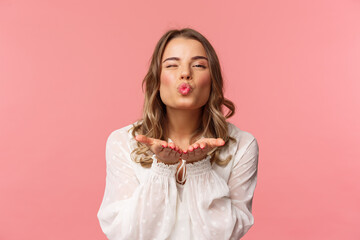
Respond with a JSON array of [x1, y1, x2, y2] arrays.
[[180, 67, 192, 80]]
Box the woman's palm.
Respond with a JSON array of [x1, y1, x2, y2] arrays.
[[135, 135, 224, 164], [181, 138, 225, 163], [135, 135, 182, 164]]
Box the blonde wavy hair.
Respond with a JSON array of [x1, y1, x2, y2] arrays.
[[129, 28, 236, 168]]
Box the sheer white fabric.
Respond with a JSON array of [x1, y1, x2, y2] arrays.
[[97, 121, 259, 240]]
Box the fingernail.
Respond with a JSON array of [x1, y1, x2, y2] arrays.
[[162, 145, 166, 148]]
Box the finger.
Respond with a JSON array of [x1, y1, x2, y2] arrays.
[[135, 135, 154, 145], [187, 145, 195, 157], [181, 149, 186, 156], [216, 138, 225, 146], [192, 143, 201, 155], [193, 147, 204, 158], [174, 145, 180, 153], [152, 140, 169, 154], [168, 142, 175, 150], [188, 145, 194, 152], [207, 138, 225, 148], [168, 143, 179, 157], [174, 145, 182, 155], [199, 142, 206, 149], [177, 147, 183, 154], [153, 142, 165, 154], [161, 142, 168, 148], [200, 145, 211, 154], [198, 142, 207, 153], [181, 149, 189, 160], [197, 141, 210, 154], [189, 144, 200, 157]]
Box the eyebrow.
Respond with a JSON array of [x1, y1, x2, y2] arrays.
[[162, 56, 208, 63]]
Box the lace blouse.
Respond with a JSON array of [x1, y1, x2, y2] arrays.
[[97, 121, 259, 240]]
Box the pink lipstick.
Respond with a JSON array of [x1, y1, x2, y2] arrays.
[[178, 83, 192, 96]]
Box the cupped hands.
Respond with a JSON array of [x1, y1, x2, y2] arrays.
[[135, 135, 225, 165]]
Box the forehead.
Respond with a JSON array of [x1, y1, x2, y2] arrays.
[[162, 37, 207, 59]]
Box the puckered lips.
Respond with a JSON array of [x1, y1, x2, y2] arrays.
[[177, 83, 193, 96]]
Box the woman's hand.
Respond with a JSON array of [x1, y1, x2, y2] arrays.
[[135, 135, 182, 165], [181, 138, 225, 164]]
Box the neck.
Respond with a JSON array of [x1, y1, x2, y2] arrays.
[[165, 106, 203, 143]]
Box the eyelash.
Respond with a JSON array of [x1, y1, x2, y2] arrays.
[[166, 65, 206, 69]]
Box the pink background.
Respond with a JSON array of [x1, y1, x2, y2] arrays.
[[1, 0, 359, 239]]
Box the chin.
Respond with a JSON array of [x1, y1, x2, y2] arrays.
[[175, 103, 206, 110], [164, 98, 208, 110]]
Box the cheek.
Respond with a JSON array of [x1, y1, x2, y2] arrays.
[[197, 72, 211, 91], [159, 72, 176, 103], [160, 71, 175, 88]]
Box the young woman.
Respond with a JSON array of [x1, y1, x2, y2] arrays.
[[97, 28, 259, 240]]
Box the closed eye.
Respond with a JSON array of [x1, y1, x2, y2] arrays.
[[194, 65, 206, 68], [165, 65, 206, 68]]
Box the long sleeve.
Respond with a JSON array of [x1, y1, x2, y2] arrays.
[[97, 130, 179, 240], [183, 137, 259, 240]]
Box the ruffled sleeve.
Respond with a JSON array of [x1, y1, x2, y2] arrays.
[[97, 130, 179, 240], [183, 137, 259, 239]]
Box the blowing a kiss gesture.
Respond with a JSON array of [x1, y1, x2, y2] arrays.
[[135, 135, 225, 165]]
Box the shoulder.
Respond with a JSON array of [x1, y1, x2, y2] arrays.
[[106, 120, 140, 147], [227, 122, 257, 145], [226, 122, 259, 162], [104, 122, 142, 169]]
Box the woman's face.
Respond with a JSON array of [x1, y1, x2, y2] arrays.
[[159, 37, 211, 110]]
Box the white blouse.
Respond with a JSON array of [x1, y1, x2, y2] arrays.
[[97, 121, 259, 240]]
